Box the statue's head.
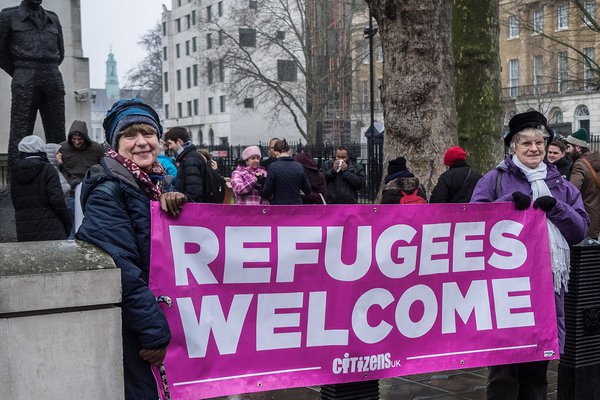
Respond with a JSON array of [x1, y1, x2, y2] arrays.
[[23, 0, 43, 9]]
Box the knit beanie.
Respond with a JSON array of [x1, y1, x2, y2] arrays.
[[443, 146, 467, 166], [103, 98, 162, 149], [242, 145, 261, 160], [69, 120, 88, 136], [18, 135, 45, 153], [566, 128, 589, 148], [506, 111, 554, 147], [388, 157, 408, 176]]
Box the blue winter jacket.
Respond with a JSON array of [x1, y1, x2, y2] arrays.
[[471, 155, 589, 353], [76, 157, 171, 400]]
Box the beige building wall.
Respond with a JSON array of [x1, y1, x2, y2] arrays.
[[0, 0, 91, 153]]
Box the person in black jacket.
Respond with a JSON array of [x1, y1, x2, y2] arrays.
[[320, 146, 366, 204], [77, 98, 187, 400], [11, 135, 72, 241], [547, 140, 573, 180], [262, 139, 311, 204], [429, 146, 482, 203], [164, 127, 206, 202], [381, 157, 427, 204]]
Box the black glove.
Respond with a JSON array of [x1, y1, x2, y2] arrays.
[[255, 174, 266, 190], [512, 191, 531, 210], [533, 196, 557, 212]]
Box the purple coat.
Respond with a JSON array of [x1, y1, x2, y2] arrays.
[[471, 155, 589, 353]]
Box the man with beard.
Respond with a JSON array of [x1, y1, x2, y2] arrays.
[[566, 128, 600, 240]]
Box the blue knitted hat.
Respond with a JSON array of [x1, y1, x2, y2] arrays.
[[103, 98, 162, 149]]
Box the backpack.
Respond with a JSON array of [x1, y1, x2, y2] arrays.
[[399, 188, 426, 205], [203, 167, 227, 203]]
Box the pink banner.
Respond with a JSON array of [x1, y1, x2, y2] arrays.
[[149, 202, 558, 399]]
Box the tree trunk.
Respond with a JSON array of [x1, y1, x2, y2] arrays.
[[453, 0, 504, 173], [366, 1, 457, 195]]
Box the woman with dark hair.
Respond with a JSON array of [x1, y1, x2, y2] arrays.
[[294, 152, 327, 204], [261, 139, 311, 205]]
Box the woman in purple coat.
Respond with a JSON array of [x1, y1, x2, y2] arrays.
[[471, 111, 589, 400]]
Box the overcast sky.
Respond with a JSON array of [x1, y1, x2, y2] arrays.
[[81, 0, 166, 88]]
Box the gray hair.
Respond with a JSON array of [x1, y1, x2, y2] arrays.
[[508, 127, 549, 154]]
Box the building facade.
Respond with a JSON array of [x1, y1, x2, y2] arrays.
[[500, 0, 600, 137], [0, 0, 92, 153]]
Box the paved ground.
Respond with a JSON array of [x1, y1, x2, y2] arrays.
[[213, 361, 559, 399]]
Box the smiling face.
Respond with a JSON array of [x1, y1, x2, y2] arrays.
[[512, 129, 547, 169], [547, 144, 564, 163], [117, 124, 159, 169]]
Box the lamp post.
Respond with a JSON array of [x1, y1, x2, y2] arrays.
[[363, 11, 378, 201]]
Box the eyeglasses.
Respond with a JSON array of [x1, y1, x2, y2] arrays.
[[517, 140, 546, 149]]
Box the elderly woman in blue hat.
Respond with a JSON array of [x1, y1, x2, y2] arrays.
[[76, 98, 186, 400], [471, 110, 589, 400]]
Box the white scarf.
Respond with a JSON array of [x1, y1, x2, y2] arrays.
[[512, 156, 570, 292]]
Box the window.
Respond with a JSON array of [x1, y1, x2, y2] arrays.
[[584, 1, 596, 25], [276, 31, 285, 40], [185, 40, 190, 55], [177, 102, 182, 118], [508, 59, 519, 97], [277, 60, 297, 82], [186, 67, 191, 88], [162, 22, 167, 36], [377, 46, 383, 62], [176, 43, 180, 58], [207, 61, 213, 84], [192, 36, 197, 52], [533, 55, 543, 94], [209, 129, 215, 145], [207, 6, 212, 21], [576, 105, 590, 131], [163, 72, 169, 92], [176, 69, 182, 90], [187, 101, 192, 117], [244, 98, 254, 108], [239, 28, 257, 47], [249, 0, 257, 10], [362, 80, 369, 109], [219, 59, 224, 81], [584, 47, 595, 89], [193, 64, 198, 86], [199, 129, 204, 145], [557, 4, 569, 30], [508, 15, 519, 38], [208, 97, 214, 114], [193, 99, 199, 115], [533, 10, 543, 33], [558, 51, 568, 92], [361, 43, 369, 64], [552, 109, 564, 124], [177, 0, 181, 6], [218, 1, 223, 16], [175, 18, 181, 33], [192, 10, 196, 25], [165, 104, 169, 119], [207, 33, 212, 49], [163, 46, 167, 61], [220, 95, 226, 112], [219, 30, 224, 46], [185, 14, 191, 30]]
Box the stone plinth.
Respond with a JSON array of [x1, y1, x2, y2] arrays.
[[0, 240, 123, 400]]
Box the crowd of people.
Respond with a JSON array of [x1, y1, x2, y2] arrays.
[[9, 99, 599, 400]]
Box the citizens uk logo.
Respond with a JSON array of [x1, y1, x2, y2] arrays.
[[332, 352, 401, 374]]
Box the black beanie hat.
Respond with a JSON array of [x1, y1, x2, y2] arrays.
[[506, 111, 554, 147], [388, 157, 408, 176]]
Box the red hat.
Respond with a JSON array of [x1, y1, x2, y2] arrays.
[[443, 146, 467, 166]]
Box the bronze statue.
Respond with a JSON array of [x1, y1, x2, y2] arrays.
[[0, 0, 66, 170]]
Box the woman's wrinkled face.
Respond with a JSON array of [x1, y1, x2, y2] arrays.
[[118, 126, 159, 169], [246, 155, 260, 169], [514, 132, 546, 169]]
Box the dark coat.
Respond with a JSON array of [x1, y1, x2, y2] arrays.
[[11, 155, 72, 241], [381, 176, 427, 204], [175, 143, 206, 202], [262, 156, 311, 205], [553, 156, 573, 180], [294, 153, 327, 204], [76, 157, 171, 400], [59, 129, 105, 188], [429, 161, 482, 203], [321, 159, 366, 204]]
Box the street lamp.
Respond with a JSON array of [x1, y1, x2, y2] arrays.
[[363, 11, 378, 201]]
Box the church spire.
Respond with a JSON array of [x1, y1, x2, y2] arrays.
[[105, 46, 120, 100]]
